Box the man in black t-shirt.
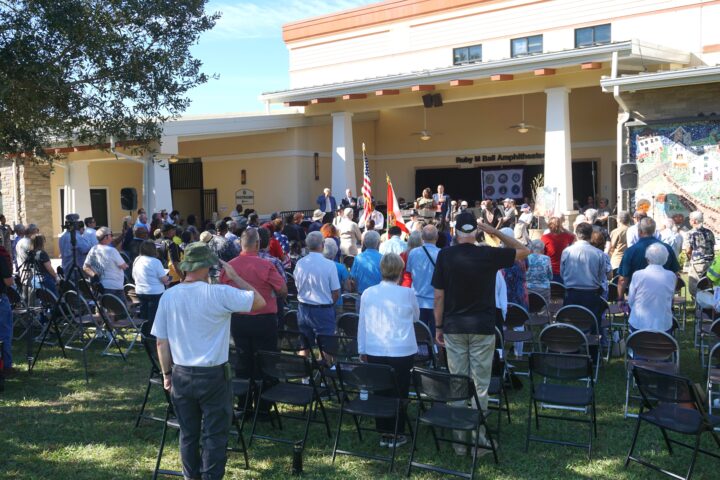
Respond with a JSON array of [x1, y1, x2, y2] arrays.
[[432, 211, 530, 455]]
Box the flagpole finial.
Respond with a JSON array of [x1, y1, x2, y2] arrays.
[[362, 142, 366, 152]]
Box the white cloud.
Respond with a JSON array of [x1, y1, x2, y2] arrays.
[[207, 0, 374, 40]]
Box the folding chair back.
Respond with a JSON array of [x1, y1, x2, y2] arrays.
[[257, 350, 312, 382], [529, 352, 592, 381], [528, 291, 550, 324], [411, 367, 476, 404], [634, 366, 698, 408], [317, 334, 358, 362], [35, 288, 59, 309], [538, 323, 589, 355], [125, 284, 140, 305], [413, 321, 433, 344], [412, 321, 436, 367], [696, 276, 712, 293], [277, 329, 310, 353], [337, 312, 359, 337], [626, 330, 678, 365], [286, 273, 298, 296], [336, 362, 399, 396], [101, 294, 132, 321], [340, 293, 360, 312], [549, 281, 565, 301], [607, 282, 620, 303], [555, 305, 598, 335], [505, 303, 530, 329], [282, 309, 298, 331], [77, 279, 98, 302]]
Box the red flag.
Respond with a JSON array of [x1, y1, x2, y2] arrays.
[[386, 175, 409, 234]]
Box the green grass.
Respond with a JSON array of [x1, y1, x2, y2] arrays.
[[1, 310, 719, 479]]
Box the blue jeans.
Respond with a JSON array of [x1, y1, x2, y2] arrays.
[[0, 294, 13, 369], [297, 303, 336, 346]]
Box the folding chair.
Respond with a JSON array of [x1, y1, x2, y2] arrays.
[[708, 342, 720, 415], [548, 281, 566, 315], [673, 276, 688, 331], [625, 366, 720, 480], [248, 351, 331, 450], [8, 286, 39, 341], [281, 309, 298, 331], [488, 327, 511, 432], [538, 323, 591, 357], [98, 294, 145, 357], [332, 362, 407, 472], [503, 303, 533, 375], [527, 291, 551, 330], [407, 367, 498, 479], [124, 283, 142, 315], [286, 272, 298, 296], [694, 276, 715, 348], [317, 334, 359, 401], [699, 318, 720, 367], [555, 305, 602, 381], [337, 312, 359, 337], [607, 281, 628, 336], [152, 379, 249, 480], [59, 290, 103, 382], [525, 352, 597, 457], [339, 293, 360, 314], [623, 330, 679, 419], [135, 336, 165, 427], [413, 321, 437, 369]]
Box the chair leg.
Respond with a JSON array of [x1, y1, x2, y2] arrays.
[[525, 396, 533, 452], [331, 403, 345, 464], [406, 414, 422, 477], [624, 372, 632, 418], [592, 397, 598, 438], [153, 410, 171, 480], [625, 416, 642, 468], [351, 414, 363, 441], [315, 395, 332, 438], [135, 376, 154, 428], [248, 392, 263, 448], [388, 402, 401, 473], [503, 387, 512, 424], [299, 401, 314, 449], [234, 418, 250, 469], [533, 399, 540, 429], [685, 433, 702, 480], [660, 428, 674, 455]]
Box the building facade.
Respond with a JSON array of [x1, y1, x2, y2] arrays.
[[3, 0, 720, 254]]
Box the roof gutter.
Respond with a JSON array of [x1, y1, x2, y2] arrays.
[[109, 136, 145, 164], [601, 65, 720, 92]]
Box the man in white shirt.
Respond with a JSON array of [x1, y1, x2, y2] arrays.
[[83, 227, 128, 298], [83, 217, 98, 246], [379, 226, 407, 255], [152, 242, 265, 480], [293, 231, 340, 350]]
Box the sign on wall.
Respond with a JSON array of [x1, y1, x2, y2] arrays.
[[481, 168, 524, 200], [235, 189, 255, 206], [628, 118, 720, 235]]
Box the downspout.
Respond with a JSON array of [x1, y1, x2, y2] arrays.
[[611, 51, 631, 213]]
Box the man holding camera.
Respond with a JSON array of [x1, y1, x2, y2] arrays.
[[59, 214, 92, 281]]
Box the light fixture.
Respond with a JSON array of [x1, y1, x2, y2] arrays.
[[168, 156, 179, 163], [241, 169, 247, 185], [517, 126, 529, 134], [420, 133, 431, 141]]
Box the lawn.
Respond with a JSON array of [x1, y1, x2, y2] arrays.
[[1, 310, 719, 480]]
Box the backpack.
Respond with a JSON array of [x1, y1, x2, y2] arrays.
[[707, 255, 720, 286]]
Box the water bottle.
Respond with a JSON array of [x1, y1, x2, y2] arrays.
[[359, 389, 368, 401], [292, 442, 303, 475]]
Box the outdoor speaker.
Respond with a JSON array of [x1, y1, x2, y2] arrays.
[[432, 93, 443, 107], [620, 163, 638, 190], [120, 187, 138, 211], [422, 94, 433, 108]]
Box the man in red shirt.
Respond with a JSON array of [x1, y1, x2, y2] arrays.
[[220, 228, 287, 385], [540, 216, 575, 282]]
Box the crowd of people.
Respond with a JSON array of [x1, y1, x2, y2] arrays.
[[0, 185, 718, 479]]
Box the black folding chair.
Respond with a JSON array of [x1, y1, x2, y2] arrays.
[[673, 276, 688, 331], [525, 352, 597, 457], [135, 336, 165, 427], [527, 291, 551, 331], [625, 366, 720, 480], [317, 334, 359, 401], [8, 286, 39, 341], [548, 281, 566, 315], [99, 293, 145, 357], [248, 351, 331, 451], [337, 312, 359, 337], [489, 327, 511, 432], [152, 379, 249, 479], [332, 362, 407, 472], [281, 309, 298, 331], [407, 367, 498, 479], [339, 293, 360, 314], [503, 303, 533, 375], [413, 321, 437, 369], [555, 305, 602, 381], [59, 290, 103, 382]]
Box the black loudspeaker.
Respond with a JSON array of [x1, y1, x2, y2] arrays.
[[422, 94, 433, 108], [432, 93, 443, 107], [120, 187, 138, 211], [620, 163, 638, 190]]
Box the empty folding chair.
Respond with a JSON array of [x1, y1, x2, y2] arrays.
[[525, 352, 597, 457], [413, 321, 437, 369], [673, 276, 688, 331], [623, 330, 679, 419], [135, 336, 165, 427], [625, 366, 720, 480], [699, 318, 720, 367], [281, 309, 298, 331], [538, 323, 591, 357], [503, 303, 534, 375], [337, 312, 359, 337], [527, 291, 551, 331], [548, 281, 566, 315], [555, 305, 602, 381], [249, 351, 331, 452], [708, 343, 720, 415], [488, 327, 511, 432], [317, 333, 359, 401], [339, 293, 360, 314], [8, 286, 39, 341], [59, 290, 103, 382], [606, 281, 628, 336], [98, 293, 145, 358], [332, 362, 408, 472], [407, 367, 498, 479]]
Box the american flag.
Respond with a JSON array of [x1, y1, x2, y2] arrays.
[[361, 143, 373, 224]]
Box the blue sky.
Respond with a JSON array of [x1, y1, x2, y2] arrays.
[[186, 0, 374, 115]]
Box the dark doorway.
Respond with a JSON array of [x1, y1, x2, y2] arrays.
[[90, 188, 109, 228], [170, 160, 207, 224], [571, 160, 598, 208]]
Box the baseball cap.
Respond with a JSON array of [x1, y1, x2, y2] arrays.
[[455, 211, 477, 233]]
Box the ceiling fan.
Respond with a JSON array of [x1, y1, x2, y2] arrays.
[[411, 109, 440, 141], [508, 95, 540, 133]]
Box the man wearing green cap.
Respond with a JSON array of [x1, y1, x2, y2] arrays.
[[152, 242, 266, 480]]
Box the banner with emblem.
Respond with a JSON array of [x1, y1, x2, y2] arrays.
[[481, 168, 523, 200]]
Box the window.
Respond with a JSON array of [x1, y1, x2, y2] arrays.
[[453, 44, 482, 65], [575, 24, 611, 48], [511, 35, 543, 57]]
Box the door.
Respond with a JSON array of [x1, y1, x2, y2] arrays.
[[90, 188, 109, 228]]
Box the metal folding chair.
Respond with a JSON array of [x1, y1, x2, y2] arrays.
[[555, 305, 602, 381], [98, 293, 145, 358], [503, 303, 533, 375], [673, 276, 688, 331], [59, 290, 103, 382], [337, 312, 359, 337]]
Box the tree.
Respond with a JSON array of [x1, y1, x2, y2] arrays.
[[0, 0, 219, 159]]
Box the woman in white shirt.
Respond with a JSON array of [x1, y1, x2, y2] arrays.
[[627, 243, 676, 333], [132, 240, 169, 335], [338, 208, 362, 256], [358, 253, 419, 448]]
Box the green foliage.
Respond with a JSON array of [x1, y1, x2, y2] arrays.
[[0, 0, 219, 159]]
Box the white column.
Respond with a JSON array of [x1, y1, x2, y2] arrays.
[[145, 156, 173, 214], [331, 112, 356, 197], [65, 161, 92, 218], [544, 87, 574, 213]]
